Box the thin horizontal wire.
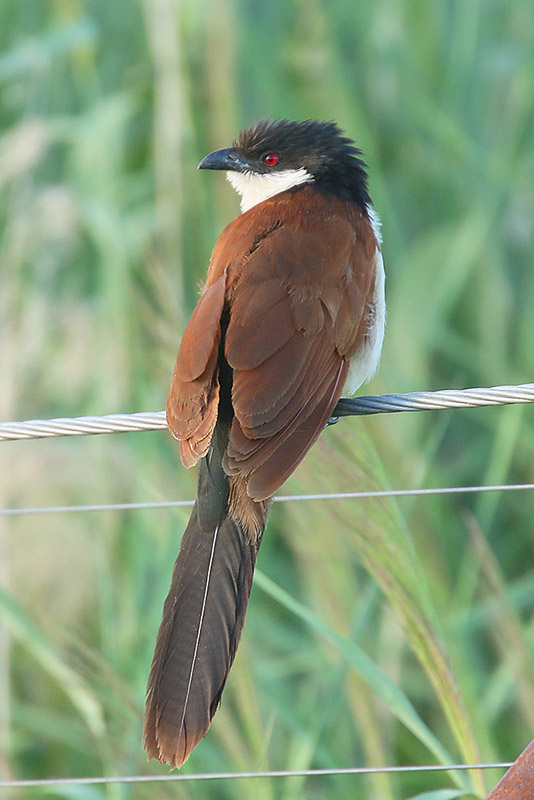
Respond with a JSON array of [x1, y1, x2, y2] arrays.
[[1, 383, 533, 441], [2, 483, 534, 517], [0, 762, 512, 788]]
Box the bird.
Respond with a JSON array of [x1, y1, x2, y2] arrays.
[[143, 118, 385, 767]]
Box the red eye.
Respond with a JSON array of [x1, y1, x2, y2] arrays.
[[263, 153, 279, 166]]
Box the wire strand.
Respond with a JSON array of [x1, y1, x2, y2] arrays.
[[2, 484, 534, 517], [334, 383, 534, 416], [0, 762, 512, 788], [1, 383, 533, 441]]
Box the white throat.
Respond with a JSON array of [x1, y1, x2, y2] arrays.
[[227, 168, 313, 212]]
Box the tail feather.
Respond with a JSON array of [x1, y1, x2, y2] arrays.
[[143, 425, 265, 767]]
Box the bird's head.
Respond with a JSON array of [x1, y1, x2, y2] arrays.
[[198, 118, 370, 212]]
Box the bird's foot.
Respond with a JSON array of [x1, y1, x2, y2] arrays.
[[325, 416, 339, 427]]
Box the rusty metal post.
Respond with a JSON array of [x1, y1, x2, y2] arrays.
[[486, 740, 534, 799]]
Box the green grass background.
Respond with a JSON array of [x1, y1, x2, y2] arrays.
[[1, 1, 533, 798]]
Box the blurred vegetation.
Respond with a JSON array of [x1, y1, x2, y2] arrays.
[[0, 0, 533, 798]]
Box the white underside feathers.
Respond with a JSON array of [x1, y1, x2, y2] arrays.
[[345, 205, 385, 394]]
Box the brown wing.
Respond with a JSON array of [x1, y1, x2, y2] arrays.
[[224, 211, 377, 501], [166, 271, 226, 466]]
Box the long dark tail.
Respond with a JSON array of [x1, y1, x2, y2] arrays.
[[143, 423, 267, 767]]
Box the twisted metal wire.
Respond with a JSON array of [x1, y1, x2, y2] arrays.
[[0, 411, 167, 441], [334, 382, 534, 415], [1, 383, 533, 442]]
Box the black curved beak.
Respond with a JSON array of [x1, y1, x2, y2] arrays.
[[198, 147, 248, 172]]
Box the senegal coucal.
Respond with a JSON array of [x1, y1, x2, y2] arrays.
[[144, 118, 385, 767]]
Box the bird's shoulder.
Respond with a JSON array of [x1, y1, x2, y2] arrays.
[[206, 186, 378, 289]]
